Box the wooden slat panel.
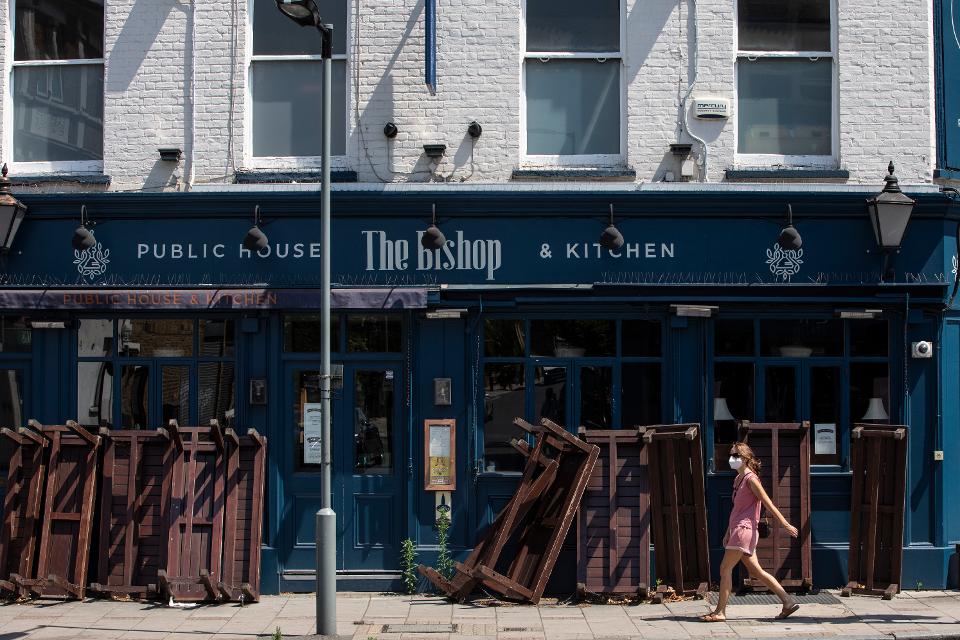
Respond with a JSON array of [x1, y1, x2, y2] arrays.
[[218, 429, 267, 602], [844, 424, 907, 598], [576, 429, 650, 597], [0, 428, 46, 594], [737, 421, 811, 592], [643, 424, 709, 597]]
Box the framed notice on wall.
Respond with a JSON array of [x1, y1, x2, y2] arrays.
[[424, 419, 456, 491]]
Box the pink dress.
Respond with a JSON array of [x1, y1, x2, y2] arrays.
[[725, 470, 762, 555]]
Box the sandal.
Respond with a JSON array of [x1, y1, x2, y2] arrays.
[[700, 613, 726, 622], [775, 602, 800, 620]]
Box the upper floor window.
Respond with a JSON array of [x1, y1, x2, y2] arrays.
[[523, 0, 622, 162], [736, 0, 835, 164], [10, 0, 104, 168], [250, 0, 347, 160]]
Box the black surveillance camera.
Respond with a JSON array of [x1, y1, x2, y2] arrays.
[[467, 121, 482, 139]]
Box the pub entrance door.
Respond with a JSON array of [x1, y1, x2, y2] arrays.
[[282, 362, 403, 579]]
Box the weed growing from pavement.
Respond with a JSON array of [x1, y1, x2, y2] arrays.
[[401, 538, 418, 594]]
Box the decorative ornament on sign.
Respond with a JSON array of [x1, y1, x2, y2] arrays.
[[74, 239, 110, 281], [952, 255, 957, 279], [766, 243, 803, 282]]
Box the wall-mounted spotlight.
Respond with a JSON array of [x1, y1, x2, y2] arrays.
[[423, 144, 446, 160], [467, 121, 483, 139], [777, 204, 802, 250], [158, 147, 183, 162], [599, 204, 624, 251], [72, 205, 96, 251], [243, 205, 269, 252], [421, 203, 446, 250], [383, 122, 398, 139]]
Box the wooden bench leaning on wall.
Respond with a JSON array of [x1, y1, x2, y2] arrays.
[[642, 423, 710, 603], [0, 424, 47, 599], [841, 423, 908, 600]]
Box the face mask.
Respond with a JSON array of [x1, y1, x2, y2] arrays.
[[728, 456, 743, 470]]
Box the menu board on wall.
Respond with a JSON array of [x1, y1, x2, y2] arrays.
[[424, 419, 456, 491], [303, 402, 323, 465]]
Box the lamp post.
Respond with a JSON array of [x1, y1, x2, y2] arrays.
[[0, 164, 27, 255], [274, 2, 335, 635], [866, 162, 915, 282]]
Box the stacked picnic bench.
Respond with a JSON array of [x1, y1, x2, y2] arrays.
[[0, 419, 266, 604]]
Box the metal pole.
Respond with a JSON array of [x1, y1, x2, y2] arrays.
[[316, 21, 337, 638]]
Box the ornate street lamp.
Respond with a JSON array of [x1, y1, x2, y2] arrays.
[[866, 162, 915, 281], [0, 164, 27, 254]]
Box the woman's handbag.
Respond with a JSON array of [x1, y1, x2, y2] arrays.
[[758, 516, 771, 538]]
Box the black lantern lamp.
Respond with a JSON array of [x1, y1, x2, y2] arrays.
[[72, 205, 96, 251], [600, 204, 624, 251], [777, 204, 802, 250], [866, 162, 915, 281], [421, 204, 446, 250], [243, 205, 269, 252], [867, 162, 915, 251], [0, 164, 26, 254]]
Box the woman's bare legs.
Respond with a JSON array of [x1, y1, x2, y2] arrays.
[[702, 549, 742, 621], [739, 552, 796, 614]]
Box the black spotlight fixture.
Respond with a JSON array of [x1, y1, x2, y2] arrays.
[[467, 121, 482, 139], [72, 205, 96, 251], [421, 204, 446, 250], [243, 205, 269, 252], [383, 122, 398, 139], [777, 204, 802, 250], [275, 0, 319, 26], [599, 204, 624, 251]]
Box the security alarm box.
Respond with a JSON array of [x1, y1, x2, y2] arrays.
[[911, 341, 933, 358], [694, 97, 731, 119]]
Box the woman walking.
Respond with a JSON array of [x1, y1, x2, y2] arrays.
[[701, 442, 801, 622]]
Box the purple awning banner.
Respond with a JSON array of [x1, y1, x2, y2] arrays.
[[0, 288, 427, 311]]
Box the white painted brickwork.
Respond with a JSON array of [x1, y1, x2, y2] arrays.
[[0, 0, 937, 189]]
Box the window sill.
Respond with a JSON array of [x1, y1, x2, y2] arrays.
[[724, 167, 849, 182], [235, 169, 358, 184], [934, 168, 960, 180], [512, 167, 637, 181], [9, 173, 111, 187]]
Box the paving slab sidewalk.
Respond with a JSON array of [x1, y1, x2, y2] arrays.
[[0, 590, 959, 640]]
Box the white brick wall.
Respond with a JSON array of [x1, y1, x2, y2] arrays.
[[0, 0, 938, 189]]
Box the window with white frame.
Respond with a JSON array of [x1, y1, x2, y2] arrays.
[[11, 0, 104, 166], [523, 0, 622, 160], [736, 0, 834, 163], [250, 0, 347, 159]]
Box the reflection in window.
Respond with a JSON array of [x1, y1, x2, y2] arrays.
[[348, 315, 401, 352], [484, 319, 525, 357], [0, 370, 24, 428], [621, 363, 661, 427], [535, 365, 567, 425], [530, 320, 615, 357], [810, 366, 841, 465], [77, 361, 112, 427], [714, 362, 754, 468], [849, 319, 888, 357], [199, 320, 235, 357], [284, 314, 340, 353], [354, 371, 394, 474], [78, 319, 112, 356], [121, 365, 149, 429], [119, 319, 193, 357], [199, 362, 236, 428], [714, 319, 755, 356], [760, 319, 842, 357], [161, 366, 190, 425], [622, 320, 661, 357], [851, 362, 889, 423], [294, 370, 322, 472], [579, 365, 612, 429], [0, 317, 32, 353], [764, 366, 797, 422], [483, 364, 525, 473]]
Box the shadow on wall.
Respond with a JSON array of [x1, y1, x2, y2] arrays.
[[107, 0, 181, 91]]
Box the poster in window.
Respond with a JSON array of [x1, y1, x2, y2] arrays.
[[303, 402, 323, 465], [424, 419, 456, 491], [814, 423, 837, 455]]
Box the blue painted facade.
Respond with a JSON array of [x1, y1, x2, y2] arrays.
[[2, 186, 959, 594]]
